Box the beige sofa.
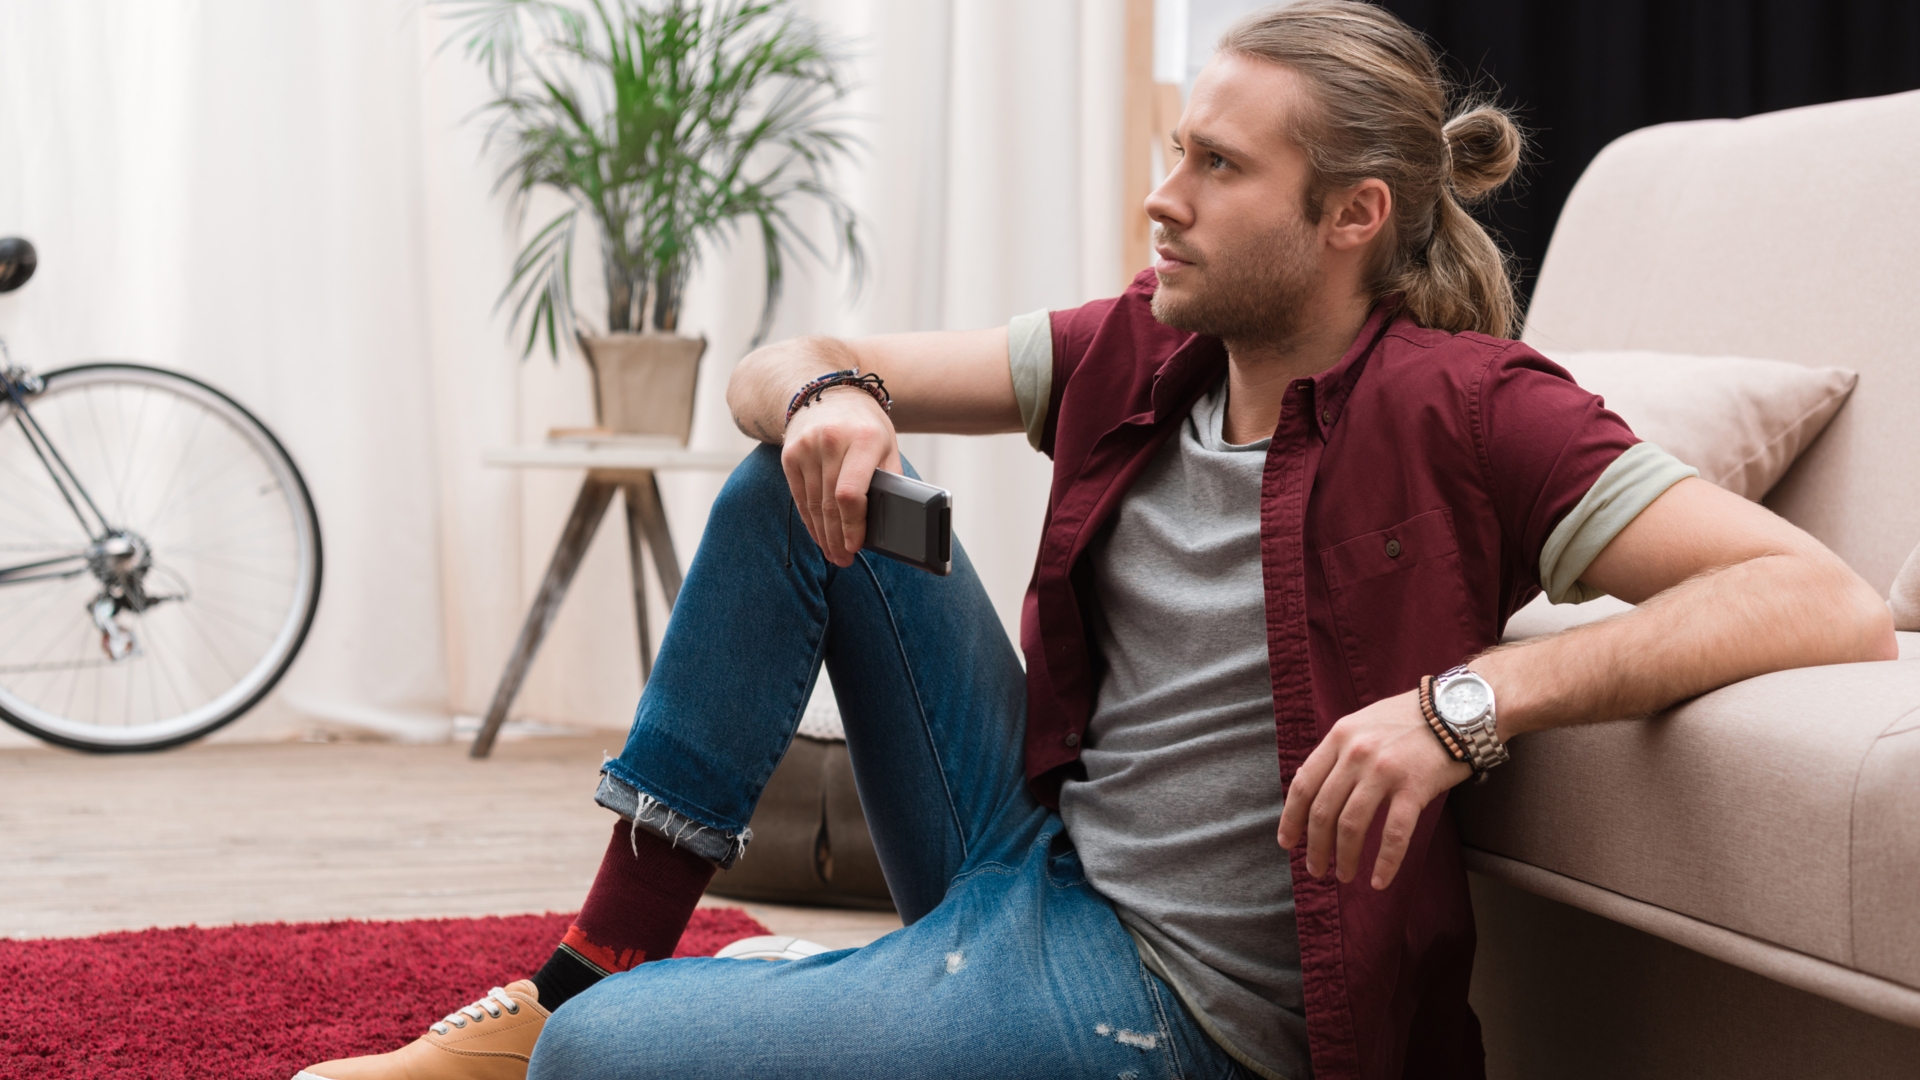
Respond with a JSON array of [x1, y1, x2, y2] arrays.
[[1459, 90, 1920, 1077]]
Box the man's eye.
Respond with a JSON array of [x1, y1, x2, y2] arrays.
[[1209, 152, 1229, 171]]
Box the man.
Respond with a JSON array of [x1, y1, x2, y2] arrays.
[[298, 4, 1894, 1078]]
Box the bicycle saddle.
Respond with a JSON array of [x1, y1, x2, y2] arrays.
[[0, 236, 37, 293]]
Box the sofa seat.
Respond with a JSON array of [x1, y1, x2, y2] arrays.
[[1456, 596, 1920, 1026]]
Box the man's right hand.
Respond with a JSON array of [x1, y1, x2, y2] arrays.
[[780, 387, 901, 567], [725, 325, 1026, 565]]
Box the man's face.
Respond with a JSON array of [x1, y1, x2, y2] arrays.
[[1147, 54, 1326, 345]]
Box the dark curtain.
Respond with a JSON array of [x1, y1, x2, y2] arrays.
[[1376, 0, 1920, 313]]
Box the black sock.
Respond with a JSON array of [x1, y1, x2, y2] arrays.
[[530, 945, 605, 1011]]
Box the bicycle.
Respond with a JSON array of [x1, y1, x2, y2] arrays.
[[0, 237, 324, 751]]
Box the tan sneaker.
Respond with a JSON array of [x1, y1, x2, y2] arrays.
[[293, 981, 549, 1080]]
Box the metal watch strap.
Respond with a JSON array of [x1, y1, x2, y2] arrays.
[[1456, 718, 1510, 782], [1435, 665, 1510, 783]]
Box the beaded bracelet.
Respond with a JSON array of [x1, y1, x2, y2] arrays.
[[784, 369, 893, 427], [1418, 675, 1471, 765]]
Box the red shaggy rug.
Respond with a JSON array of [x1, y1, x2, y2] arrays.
[[2, 908, 768, 1080]]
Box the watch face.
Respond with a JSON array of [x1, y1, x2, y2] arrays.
[[1438, 676, 1490, 724]]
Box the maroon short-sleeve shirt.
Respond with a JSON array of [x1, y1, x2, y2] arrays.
[[1024, 272, 1636, 1080]]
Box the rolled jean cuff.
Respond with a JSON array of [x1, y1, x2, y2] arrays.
[[594, 769, 752, 868]]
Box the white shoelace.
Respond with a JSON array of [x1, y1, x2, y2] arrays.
[[430, 987, 521, 1035]]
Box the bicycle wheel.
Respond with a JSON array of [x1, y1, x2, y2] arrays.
[[0, 363, 322, 751]]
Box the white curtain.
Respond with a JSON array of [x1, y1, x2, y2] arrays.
[[0, 0, 1126, 743]]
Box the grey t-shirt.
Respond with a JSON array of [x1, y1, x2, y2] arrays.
[[1056, 376, 1310, 1079]]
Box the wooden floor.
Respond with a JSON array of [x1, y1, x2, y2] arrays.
[[0, 735, 902, 949]]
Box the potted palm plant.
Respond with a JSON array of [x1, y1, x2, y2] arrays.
[[443, 0, 863, 441]]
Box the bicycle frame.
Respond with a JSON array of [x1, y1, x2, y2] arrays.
[[0, 355, 115, 587]]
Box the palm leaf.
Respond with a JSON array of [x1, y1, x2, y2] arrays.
[[435, 0, 863, 356]]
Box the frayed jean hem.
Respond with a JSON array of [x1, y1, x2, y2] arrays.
[[594, 769, 751, 868]]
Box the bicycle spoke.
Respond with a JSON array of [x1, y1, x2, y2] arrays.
[[108, 386, 154, 526], [173, 601, 245, 687], [117, 389, 183, 522], [59, 634, 84, 721], [154, 529, 298, 565], [160, 550, 296, 588], [139, 451, 257, 534], [81, 386, 126, 526], [0, 581, 82, 657], [0, 444, 87, 529], [144, 625, 200, 718], [154, 509, 298, 548], [7, 601, 95, 682], [137, 406, 212, 523], [179, 590, 283, 643]]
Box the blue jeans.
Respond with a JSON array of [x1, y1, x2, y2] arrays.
[[528, 445, 1248, 1080]]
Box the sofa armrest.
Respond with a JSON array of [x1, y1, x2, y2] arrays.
[[1454, 658, 1920, 1004]]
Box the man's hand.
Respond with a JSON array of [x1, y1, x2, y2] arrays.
[[1277, 689, 1471, 890], [780, 387, 901, 567], [725, 326, 1023, 566]]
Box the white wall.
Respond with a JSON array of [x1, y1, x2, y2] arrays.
[[0, 0, 1127, 744], [1184, 0, 1285, 86]]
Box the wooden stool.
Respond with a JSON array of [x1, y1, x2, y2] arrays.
[[472, 441, 740, 758]]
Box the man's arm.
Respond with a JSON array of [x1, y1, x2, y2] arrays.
[[726, 328, 1024, 567], [1276, 476, 1897, 890]]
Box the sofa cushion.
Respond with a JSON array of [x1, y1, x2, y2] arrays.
[[1522, 90, 1920, 595], [1550, 350, 1855, 501], [1475, 603, 1920, 998]]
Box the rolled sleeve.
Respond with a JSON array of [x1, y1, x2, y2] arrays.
[[1476, 344, 1640, 612], [1008, 307, 1054, 451], [1539, 442, 1699, 603]]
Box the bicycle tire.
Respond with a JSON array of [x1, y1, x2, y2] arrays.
[[0, 363, 323, 751]]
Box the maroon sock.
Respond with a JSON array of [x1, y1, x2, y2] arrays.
[[560, 820, 717, 974]]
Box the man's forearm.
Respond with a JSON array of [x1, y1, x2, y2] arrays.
[[727, 326, 1022, 444], [1477, 551, 1896, 741]]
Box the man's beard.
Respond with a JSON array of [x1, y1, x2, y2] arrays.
[[1149, 217, 1319, 346]]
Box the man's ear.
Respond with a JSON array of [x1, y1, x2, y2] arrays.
[[1324, 178, 1392, 252]]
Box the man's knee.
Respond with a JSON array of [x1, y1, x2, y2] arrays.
[[526, 1001, 604, 1080], [529, 979, 663, 1080], [693, 442, 794, 539], [724, 441, 787, 501], [528, 962, 756, 1078]]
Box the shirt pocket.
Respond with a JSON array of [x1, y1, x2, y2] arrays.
[[1317, 508, 1478, 704]]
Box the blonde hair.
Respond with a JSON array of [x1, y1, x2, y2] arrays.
[[1220, 1, 1524, 338]]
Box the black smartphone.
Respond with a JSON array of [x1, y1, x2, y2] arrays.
[[865, 469, 952, 575]]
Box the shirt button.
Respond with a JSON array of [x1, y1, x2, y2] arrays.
[[1386, 539, 1402, 558], [1064, 732, 1081, 747], [1322, 409, 1333, 424]]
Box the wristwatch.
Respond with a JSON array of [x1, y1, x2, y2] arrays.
[[1432, 666, 1510, 781]]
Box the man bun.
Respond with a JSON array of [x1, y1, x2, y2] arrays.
[[1442, 105, 1522, 201]]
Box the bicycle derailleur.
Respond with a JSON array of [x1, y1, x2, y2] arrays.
[[86, 531, 185, 662]]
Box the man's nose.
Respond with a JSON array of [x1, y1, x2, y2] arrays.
[[1144, 178, 1192, 231]]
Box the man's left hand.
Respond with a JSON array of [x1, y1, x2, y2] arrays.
[[1276, 690, 1472, 890]]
